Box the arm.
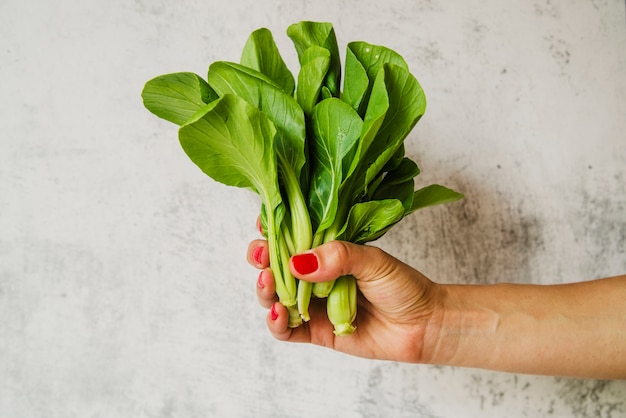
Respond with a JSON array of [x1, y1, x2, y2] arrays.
[[248, 239, 626, 379], [426, 276, 626, 379]]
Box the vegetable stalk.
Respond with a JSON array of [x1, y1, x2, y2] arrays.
[[327, 275, 357, 336]]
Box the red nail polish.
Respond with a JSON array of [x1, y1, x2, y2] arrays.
[[270, 303, 279, 321], [257, 271, 265, 289], [291, 253, 318, 275], [252, 246, 264, 264]]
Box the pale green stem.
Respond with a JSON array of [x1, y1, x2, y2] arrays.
[[297, 281, 313, 322], [278, 157, 314, 323], [279, 231, 302, 328], [264, 203, 292, 308], [311, 174, 362, 298], [278, 232, 298, 304], [280, 218, 296, 256], [311, 224, 339, 298], [327, 275, 357, 336]]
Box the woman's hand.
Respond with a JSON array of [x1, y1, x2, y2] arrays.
[[247, 224, 626, 379], [247, 237, 444, 363]]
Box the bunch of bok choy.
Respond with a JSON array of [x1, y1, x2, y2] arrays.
[[141, 21, 463, 335]]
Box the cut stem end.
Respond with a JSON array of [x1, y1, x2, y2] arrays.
[[333, 323, 356, 336], [287, 305, 303, 328]]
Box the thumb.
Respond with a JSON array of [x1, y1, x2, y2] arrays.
[[289, 240, 399, 283]]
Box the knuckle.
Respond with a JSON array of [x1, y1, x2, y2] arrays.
[[324, 240, 352, 271]]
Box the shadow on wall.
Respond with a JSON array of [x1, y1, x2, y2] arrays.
[[380, 176, 545, 285]]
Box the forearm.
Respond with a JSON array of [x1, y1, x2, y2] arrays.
[[422, 275, 626, 379]]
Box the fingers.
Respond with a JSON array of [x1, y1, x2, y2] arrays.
[[256, 215, 263, 236], [289, 240, 397, 284], [265, 302, 295, 341], [265, 302, 310, 342], [264, 301, 331, 345], [247, 239, 270, 268], [249, 237, 276, 308], [256, 268, 277, 309]]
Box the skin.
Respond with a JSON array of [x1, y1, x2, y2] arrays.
[[247, 236, 626, 379]]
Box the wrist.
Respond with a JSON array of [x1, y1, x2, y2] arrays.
[[416, 277, 626, 378], [419, 284, 500, 369], [416, 283, 456, 365]]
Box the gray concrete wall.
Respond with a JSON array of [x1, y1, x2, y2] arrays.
[[1, 0, 625, 416]]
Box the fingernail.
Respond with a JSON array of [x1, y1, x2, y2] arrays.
[[291, 253, 318, 275], [257, 271, 265, 289], [252, 246, 264, 264], [270, 303, 279, 321]]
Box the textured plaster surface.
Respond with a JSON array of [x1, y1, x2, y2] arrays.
[[1, 0, 625, 417]]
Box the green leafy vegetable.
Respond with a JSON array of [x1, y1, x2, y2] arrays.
[[240, 28, 295, 96], [142, 21, 463, 335], [337, 199, 406, 244], [308, 98, 362, 234], [287, 21, 342, 98], [142, 72, 218, 126], [295, 46, 331, 115]]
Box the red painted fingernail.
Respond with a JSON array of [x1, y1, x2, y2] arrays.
[[252, 246, 264, 264], [257, 271, 265, 289], [291, 253, 318, 275], [270, 303, 279, 321]]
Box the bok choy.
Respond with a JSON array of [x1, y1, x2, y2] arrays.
[[141, 21, 463, 335]]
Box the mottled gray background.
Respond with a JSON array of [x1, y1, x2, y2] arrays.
[[1, 0, 625, 417]]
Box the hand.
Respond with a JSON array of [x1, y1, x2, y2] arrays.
[[247, 222, 626, 378], [247, 235, 444, 363]]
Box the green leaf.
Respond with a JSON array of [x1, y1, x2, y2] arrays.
[[372, 180, 415, 214], [345, 42, 409, 116], [287, 21, 341, 97], [208, 60, 284, 91], [408, 184, 464, 214], [352, 71, 389, 187], [308, 98, 362, 232], [342, 46, 369, 114], [321, 86, 333, 100], [348, 41, 409, 78], [341, 46, 417, 199], [381, 144, 407, 173], [141, 72, 218, 126], [178, 94, 282, 210], [207, 61, 307, 178], [362, 64, 426, 187], [260, 201, 286, 241], [380, 157, 421, 188], [240, 27, 295, 96], [370, 158, 421, 213], [295, 46, 331, 115], [337, 199, 405, 244], [178, 94, 299, 310], [207, 61, 312, 252]]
